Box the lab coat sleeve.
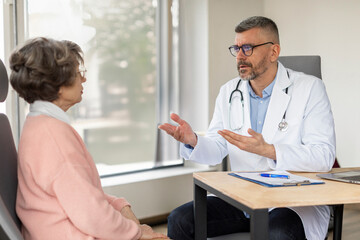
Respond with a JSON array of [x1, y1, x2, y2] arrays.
[[273, 78, 336, 172], [180, 86, 229, 165], [179, 142, 194, 159]]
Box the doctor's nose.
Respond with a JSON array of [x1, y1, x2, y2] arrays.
[[236, 50, 247, 61], [234, 46, 249, 59]]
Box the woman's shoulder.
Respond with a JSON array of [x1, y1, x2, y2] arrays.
[[25, 114, 70, 126], [23, 115, 75, 136], [18, 115, 90, 185], [21, 114, 82, 149]]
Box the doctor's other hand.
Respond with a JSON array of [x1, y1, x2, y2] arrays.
[[139, 224, 169, 239], [218, 128, 276, 160], [158, 113, 197, 147]]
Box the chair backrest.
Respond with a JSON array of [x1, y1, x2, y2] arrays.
[[0, 59, 23, 240], [278, 55, 322, 79]]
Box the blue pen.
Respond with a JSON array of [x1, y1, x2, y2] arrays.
[[260, 173, 289, 179]]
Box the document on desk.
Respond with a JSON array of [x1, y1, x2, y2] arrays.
[[229, 171, 324, 187]]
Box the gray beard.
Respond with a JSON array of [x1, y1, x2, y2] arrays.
[[239, 70, 256, 81], [238, 57, 268, 81]]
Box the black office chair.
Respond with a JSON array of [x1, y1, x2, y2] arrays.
[[0, 59, 24, 240]]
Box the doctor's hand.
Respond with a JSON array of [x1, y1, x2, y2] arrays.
[[218, 128, 276, 160], [158, 113, 198, 147]]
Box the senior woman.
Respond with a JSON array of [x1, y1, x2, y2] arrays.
[[9, 37, 168, 240]]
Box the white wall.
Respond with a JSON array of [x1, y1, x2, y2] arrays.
[[263, 0, 360, 167], [208, 0, 263, 120], [179, 0, 209, 130]]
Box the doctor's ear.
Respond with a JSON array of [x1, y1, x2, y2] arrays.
[[270, 44, 280, 63]]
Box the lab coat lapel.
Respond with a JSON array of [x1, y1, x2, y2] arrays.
[[262, 63, 291, 142]]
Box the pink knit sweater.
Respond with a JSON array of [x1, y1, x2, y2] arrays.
[[16, 115, 142, 240]]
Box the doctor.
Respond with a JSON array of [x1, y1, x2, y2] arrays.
[[159, 16, 336, 240]]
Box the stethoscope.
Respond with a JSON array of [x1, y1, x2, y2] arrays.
[[229, 75, 290, 132]]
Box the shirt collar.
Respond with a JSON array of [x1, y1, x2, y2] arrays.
[[248, 73, 277, 99], [28, 100, 71, 124]]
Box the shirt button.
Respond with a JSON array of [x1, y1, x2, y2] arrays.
[[258, 121, 262, 124], [260, 101, 263, 104]]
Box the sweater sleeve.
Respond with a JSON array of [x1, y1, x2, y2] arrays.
[[51, 163, 141, 240], [105, 194, 131, 212]]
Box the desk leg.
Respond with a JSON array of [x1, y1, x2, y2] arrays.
[[250, 209, 268, 240], [333, 204, 344, 240], [194, 183, 207, 240]]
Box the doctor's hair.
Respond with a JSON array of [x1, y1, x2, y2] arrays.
[[235, 16, 280, 44], [9, 37, 84, 104]]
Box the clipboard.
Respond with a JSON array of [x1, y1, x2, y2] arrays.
[[229, 171, 324, 187]]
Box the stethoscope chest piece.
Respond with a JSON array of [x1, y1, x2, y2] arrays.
[[278, 120, 288, 132]]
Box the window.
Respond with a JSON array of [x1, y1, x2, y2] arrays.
[[25, 0, 181, 176]]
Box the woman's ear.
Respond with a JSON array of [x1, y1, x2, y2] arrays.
[[58, 86, 63, 95]]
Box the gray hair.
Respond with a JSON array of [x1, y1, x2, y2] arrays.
[[9, 37, 84, 103], [235, 16, 280, 44]]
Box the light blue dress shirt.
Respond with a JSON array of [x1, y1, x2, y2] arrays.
[[248, 77, 277, 133]]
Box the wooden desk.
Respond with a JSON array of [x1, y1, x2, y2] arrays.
[[193, 168, 360, 240]]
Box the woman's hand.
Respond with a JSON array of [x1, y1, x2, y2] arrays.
[[121, 207, 169, 239], [139, 224, 169, 239], [120, 206, 140, 225]]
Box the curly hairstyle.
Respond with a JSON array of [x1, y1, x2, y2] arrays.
[[9, 37, 84, 103]]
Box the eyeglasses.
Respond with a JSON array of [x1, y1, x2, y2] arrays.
[[77, 67, 87, 78], [228, 42, 274, 57]]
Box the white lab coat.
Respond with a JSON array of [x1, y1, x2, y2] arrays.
[[181, 62, 336, 240]]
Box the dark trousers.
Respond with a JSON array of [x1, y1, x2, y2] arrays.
[[167, 196, 306, 240]]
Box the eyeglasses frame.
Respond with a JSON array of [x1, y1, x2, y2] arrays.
[[228, 41, 274, 57], [77, 67, 87, 78]]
